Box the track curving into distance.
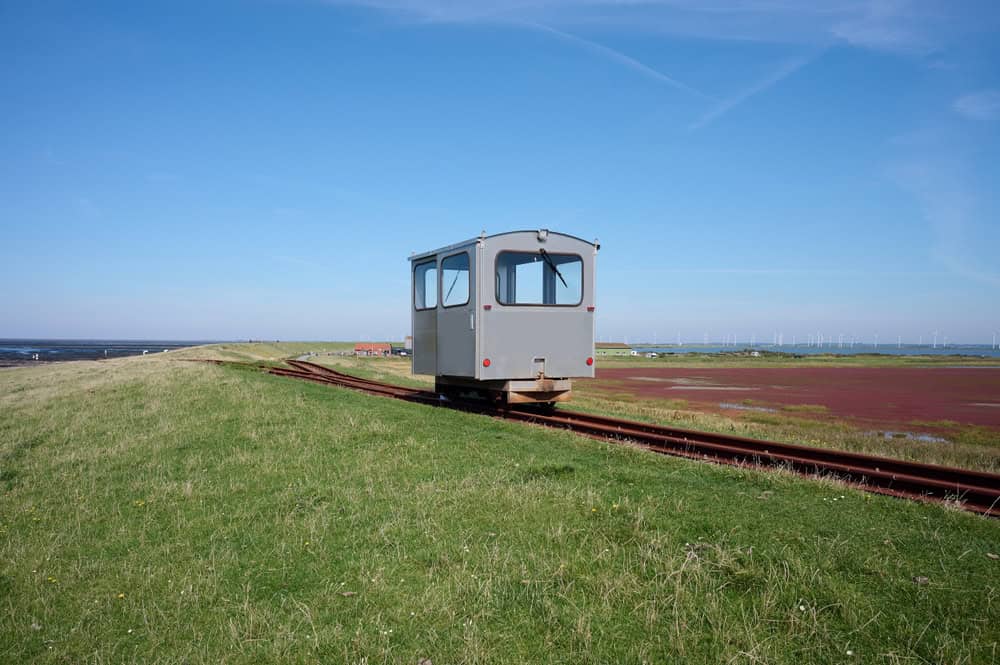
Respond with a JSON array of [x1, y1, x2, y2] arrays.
[[266, 359, 1000, 516]]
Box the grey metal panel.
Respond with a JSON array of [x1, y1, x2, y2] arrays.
[[410, 232, 596, 263], [484, 229, 598, 248], [410, 229, 597, 381], [479, 309, 594, 379], [479, 230, 597, 380], [412, 308, 437, 375], [436, 247, 477, 377], [475, 240, 484, 379], [411, 256, 439, 376]]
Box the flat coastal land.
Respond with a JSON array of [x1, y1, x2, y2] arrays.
[[2, 343, 998, 664]]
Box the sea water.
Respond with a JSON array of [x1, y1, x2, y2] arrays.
[[0, 339, 210, 364]]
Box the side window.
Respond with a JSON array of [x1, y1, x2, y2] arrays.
[[441, 252, 470, 307], [414, 260, 437, 310]]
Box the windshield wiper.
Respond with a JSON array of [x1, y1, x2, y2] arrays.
[[539, 248, 568, 288], [445, 270, 461, 303]]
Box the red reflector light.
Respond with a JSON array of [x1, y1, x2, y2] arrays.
[[586, 357, 594, 366], [587, 306, 595, 312], [483, 358, 491, 367], [483, 304, 492, 310]]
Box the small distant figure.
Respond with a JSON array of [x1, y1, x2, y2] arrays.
[[142, 350, 148, 356]]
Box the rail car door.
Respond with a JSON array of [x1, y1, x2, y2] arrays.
[[436, 249, 476, 377], [412, 258, 438, 375]]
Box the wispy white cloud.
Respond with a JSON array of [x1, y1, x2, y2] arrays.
[[521, 21, 711, 99], [829, 0, 932, 53], [327, 1, 982, 131], [689, 55, 813, 130], [327, 0, 990, 53], [890, 157, 1000, 288], [953, 90, 1000, 120]]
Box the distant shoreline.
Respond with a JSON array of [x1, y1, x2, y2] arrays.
[[0, 358, 100, 369], [0, 340, 207, 365]]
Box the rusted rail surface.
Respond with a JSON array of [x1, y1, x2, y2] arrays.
[[265, 360, 1000, 517]]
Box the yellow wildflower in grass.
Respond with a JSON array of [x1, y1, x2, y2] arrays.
[[117, 593, 125, 599]]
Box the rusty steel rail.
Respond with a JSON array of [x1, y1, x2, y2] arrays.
[[265, 360, 1000, 517]]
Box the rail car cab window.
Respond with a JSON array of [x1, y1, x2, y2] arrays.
[[495, 251, 582, 306], [441, 252, 470, 307], [413, 260, 437, 310]]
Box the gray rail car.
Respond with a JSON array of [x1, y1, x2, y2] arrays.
[[410, 229, 598, 404]]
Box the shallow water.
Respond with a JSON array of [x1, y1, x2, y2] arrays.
[[0, 339, 210, 364]]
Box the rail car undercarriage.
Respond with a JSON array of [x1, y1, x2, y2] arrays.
[[434, 375, 572, 405]]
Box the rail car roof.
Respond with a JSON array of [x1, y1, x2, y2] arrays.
[[408, 229, 599, 262]]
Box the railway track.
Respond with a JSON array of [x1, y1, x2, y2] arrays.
[[267, 359, 1000, 517]]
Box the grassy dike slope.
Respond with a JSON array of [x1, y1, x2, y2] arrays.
[[2, 350, 999, 664]]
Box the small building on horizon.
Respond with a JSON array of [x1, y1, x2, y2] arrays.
[[595, 342, 632, 357], [355, 342, 392, 357]]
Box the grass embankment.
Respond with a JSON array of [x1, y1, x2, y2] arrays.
[[170, 341, 356, 363], [3, 346, 998, 663], [313, 356, 1000, 473]]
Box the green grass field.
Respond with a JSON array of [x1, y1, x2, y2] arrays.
[[2, 345, 999, 663], [309, 355, 1000, 474]]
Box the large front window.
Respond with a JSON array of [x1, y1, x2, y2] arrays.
[[495, 251, 583, 306]]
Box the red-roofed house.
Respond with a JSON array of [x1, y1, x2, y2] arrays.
[[354, 343, 392, 357]]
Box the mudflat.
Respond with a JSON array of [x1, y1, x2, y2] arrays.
[[594, 366, 1000, 429]]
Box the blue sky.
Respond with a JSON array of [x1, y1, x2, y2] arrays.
[[2, 0, 999, 343]]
